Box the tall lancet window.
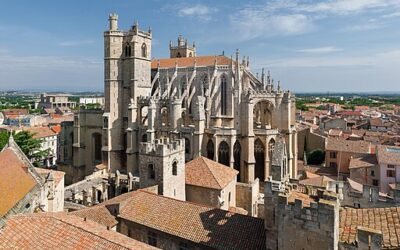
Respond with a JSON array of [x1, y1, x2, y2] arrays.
[[124, 43, 131, 57], [202, 75, 208, 96], [221, 75, 227, 115], [141, 43, 147, 57]]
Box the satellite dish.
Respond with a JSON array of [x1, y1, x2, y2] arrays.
[[0, 112, 4, 125]]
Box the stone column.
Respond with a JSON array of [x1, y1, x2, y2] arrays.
[[241, 93, 255, 183]]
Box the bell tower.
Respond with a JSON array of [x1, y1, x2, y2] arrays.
[[169, 35, 196, 58]]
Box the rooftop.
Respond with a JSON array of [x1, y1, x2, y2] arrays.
[[0, 213, 157, 249], [118, 190, 265, 250], [185, 156, 238, 190], [376, 145, 400, 165], [340, 207, 400, 248], [22, 126, 56, 139], [326, 138, 372, 154], [151, 55, 233, 69], [0, 148, 37, 217], [349, 154, 377, 169]]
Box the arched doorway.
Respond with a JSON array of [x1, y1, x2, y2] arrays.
[[218, 141, 230, 167], [234, 140, 241, 181], [207, 139, 214, 160], [254, 138, 265, 181]]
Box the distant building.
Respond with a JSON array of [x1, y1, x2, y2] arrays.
[[79, 97, 105, 107], [325, 138, 372, 175], [37, 93, 76, 109], [23, 126, 58, 167]]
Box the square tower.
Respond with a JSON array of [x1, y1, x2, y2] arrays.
[[169, 35, 196, 58], [139, 138, 186, 201]]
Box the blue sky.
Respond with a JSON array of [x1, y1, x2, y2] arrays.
[[1, 0, 400, 93]]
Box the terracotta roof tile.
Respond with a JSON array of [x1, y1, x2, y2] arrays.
[[326, 138, 372, 154], [0, 213, 157, 249], [22, 126, 56, 139], [349, 154, 377, 169], [0, 149, 37, 217], [71, 192, 136, 228], [340, 207, 400, 248], [376, 145, 400, 165], [151, 55, 233, 69], [186, 157, 238, 190], [299, 175, 335, 188], [118, 190, 265, 250]]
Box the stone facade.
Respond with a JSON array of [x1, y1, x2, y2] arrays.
[[73, 14, 298, 190], [139, 138, 185, 200], [264, 180, 340, 250]]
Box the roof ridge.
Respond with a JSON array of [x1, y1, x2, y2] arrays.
[[137, 189, 241, 211], [49, 214, 131, 249], [201, 157, 224, 189]]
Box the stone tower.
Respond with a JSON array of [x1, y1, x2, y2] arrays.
[[169, 35, 196, 58], [139, 138, 186, 201], [103, 13, 152, 173]]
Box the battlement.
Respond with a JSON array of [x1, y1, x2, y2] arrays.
[[265, 180, 339, 221], [139, 138, 184, 156]]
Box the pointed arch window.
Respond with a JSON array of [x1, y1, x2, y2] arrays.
[[124, 43, 131, 57], [141, 43, 147, 57], [221, 75, 227, 115], [172, 161, 178, 176]]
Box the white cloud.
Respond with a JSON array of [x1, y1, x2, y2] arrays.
[[298, 0, 400, 15], [59, 39, 95, 47], [230, 11, 314, 41], [227, 0, 400, 41], [382, 11, 400, 18], [177, 4, 217, 21], [254, 49, 400, 68], [296, 46, 343, 53]]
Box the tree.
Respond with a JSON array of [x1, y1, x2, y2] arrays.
[[306, 149, 325, 165], [0, 131, 49, 166]]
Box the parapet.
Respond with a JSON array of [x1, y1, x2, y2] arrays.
[[139, 138, 184, 156], [265, 179, 339, 222]]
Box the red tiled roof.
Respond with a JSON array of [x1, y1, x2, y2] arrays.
[[349, 154, 377, 169], [186, 156, 238, 190], [326, 138, 372, 154], [118, 190, 266, 250], [22, 126, 56, 139], [151, 55, 232, 69], [71, 192, 136, 228], [299, 175, 334, 188], [0, 213, 157, 249], [0, 149, 37, 217], [340, 207, 400, 248], [376, 145, 400, 165], [50, 124, 61, 134]]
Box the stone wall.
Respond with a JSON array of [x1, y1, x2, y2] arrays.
[[264, 181, 339, 250], [236, 179, 260, 217]]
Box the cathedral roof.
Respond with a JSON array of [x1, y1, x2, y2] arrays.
[[118, 190, 266, 250], [185, 156, 238, 190], [0, 213, 157, 249], [151, 55, 233, 69], [0, 148, 37, 218]]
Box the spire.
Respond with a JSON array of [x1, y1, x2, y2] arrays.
[[277, 80, 281, 92], [261, 68, 265, 85]]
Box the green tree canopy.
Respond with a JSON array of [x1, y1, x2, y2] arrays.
[[306, 149, 325, 165], [0, 131, 49, 166]]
